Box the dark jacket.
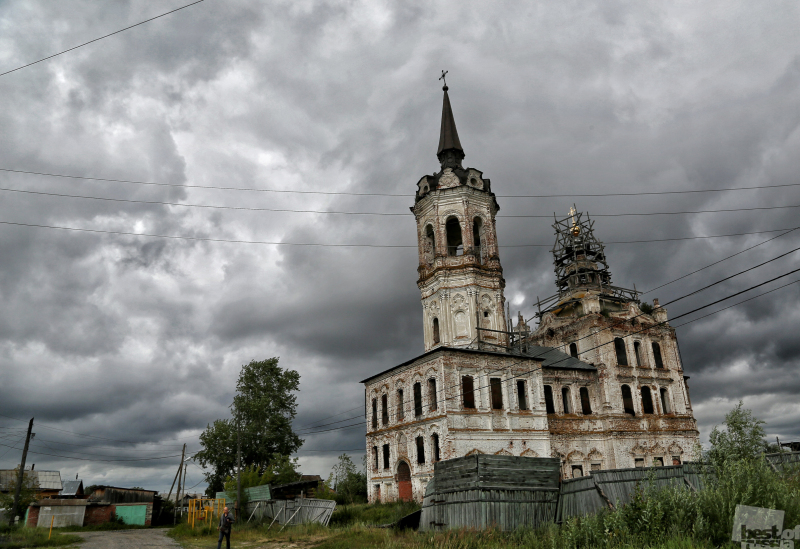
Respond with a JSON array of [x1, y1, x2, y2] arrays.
[[218, 512, 235, 533]]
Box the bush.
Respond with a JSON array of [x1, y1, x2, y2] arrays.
[[329, 501, 420, 527]]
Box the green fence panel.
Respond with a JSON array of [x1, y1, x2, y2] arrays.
[[115, 505, 147, 525]]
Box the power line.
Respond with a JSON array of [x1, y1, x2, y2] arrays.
[[0, 0, 207, 78], [299, 251, 800, 434], [3, 167, 800, 198], [643, 227, 800, 294], [1, 219, 797, 249], [0, 412, 187, 449], [0, 440, 184, 462], [3, 184, 800, 218], [302, 266, 800, 436], [673, 278, 800, 329]]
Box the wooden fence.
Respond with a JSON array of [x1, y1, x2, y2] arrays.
[[420, 455, 561, 532], [244, 498, 336, 528]]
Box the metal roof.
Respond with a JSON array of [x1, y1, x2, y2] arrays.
[[0, 470, 62, 491], [519, 345, 596, 371], [361, 345, 594, 385], [60, 480, 83, 496]]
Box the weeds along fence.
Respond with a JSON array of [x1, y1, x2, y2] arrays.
[[243, 498, 336, 527], [421, 452, 799, 531]]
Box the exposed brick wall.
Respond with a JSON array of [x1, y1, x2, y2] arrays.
[[26, 505, 39, 527], [83, 504, 115, 526]]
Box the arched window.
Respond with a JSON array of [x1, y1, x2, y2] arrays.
[[580, 387, 592, 415], [473, 217, 484, 263], [614, 338, 628, 366], [371, 398, 377, 429], [381, 394, 388, 425], [431, 433, 440, 462], [652, 342, 664, 369], [416, 436, 425, 464], [660, 388, 671, 414], [517, 380, 528, 410], [641, 387, 654, 414], [425, 224, 436, 251], [621, 385, 635, 416], [544, 385, 555, 414], [383, 444, 390, 469], [432, 318, 440, 344], [446, 216, 463, 256], [569, 343, 578, 358], [562, 387, 571, 414], [633, 341, 643, 367]]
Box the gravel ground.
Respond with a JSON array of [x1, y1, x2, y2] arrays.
[[71, 528, 182, 548]]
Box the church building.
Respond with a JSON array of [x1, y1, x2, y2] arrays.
[[361, 82, 699, 503]]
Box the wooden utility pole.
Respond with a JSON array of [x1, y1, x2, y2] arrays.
[[167, 444, 186, 502], [12, 418, 34, 521]]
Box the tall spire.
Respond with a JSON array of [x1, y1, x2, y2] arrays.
[[436, 75, 465, 170]]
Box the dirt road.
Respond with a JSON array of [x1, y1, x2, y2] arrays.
[[71, 528, 181, 548]]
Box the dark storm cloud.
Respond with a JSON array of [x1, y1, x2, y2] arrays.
[[1, 0, 799, 490]]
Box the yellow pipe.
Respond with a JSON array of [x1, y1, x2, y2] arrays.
[[48, 515, 54, 539]]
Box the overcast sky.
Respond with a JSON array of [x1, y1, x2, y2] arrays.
[[0, 0, 798, 493]]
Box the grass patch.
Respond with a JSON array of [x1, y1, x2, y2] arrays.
[[0, 527, 82, 548], [329, 501, 420, 527]]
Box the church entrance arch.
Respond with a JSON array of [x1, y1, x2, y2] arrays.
[[397, 461, 412, 502]]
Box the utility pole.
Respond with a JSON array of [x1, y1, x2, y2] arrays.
[[166, 444, 186, 503], [12, 418, 34, 521], [236, 424, 242, 520], [175, 451, 184, 524]]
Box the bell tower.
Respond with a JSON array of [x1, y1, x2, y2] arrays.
[[412, 82, 508, 351]]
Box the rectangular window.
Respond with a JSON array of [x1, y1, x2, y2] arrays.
[[413, 382, 423, 416], [383, 444, 390, 469], [544, 385, 555, 414], [591, 462, 602, 471], [462, 376, 475, 409], [580, 387, 592, 415], [652, 342, 664, 369], [432, 434, 440, 462], [562, 387, 571, 414], [634, 341, 643, 367], [428, 378, 438, 412], [660, 388, 671, 414], [634, 458, 645, 468], [416, 436, 425, 464], [653, 457, 664, 467], [397, 389, 404, 421], [374, 484, 381, 503], [373, 446, 378, 471], [517, 380, 528, 410], [672, 455, 681, 466], [490, 377, 503, 410], [381, 394, 388, 425], [371, 399, 377, 429], [615, 338, 628, 366], [571, 465, 584, 478]]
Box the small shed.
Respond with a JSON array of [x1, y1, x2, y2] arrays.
[[0, 469, 63, 499], [420, 455, 561, 532]]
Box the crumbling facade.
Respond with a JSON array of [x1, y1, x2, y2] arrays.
[[362, 85, 699, 504]]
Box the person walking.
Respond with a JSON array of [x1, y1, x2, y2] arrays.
[[217, 506, 235, 549]]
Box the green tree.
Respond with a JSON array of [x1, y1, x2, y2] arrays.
[[327, 453, 367, 504], [222, 455, 301, 504], [0, 468, 39, 519], [707, 400, 767, 466], [196, 358, 303, 497]]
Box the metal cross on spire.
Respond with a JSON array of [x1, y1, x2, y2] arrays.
[[439, 70, 448, 90]]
